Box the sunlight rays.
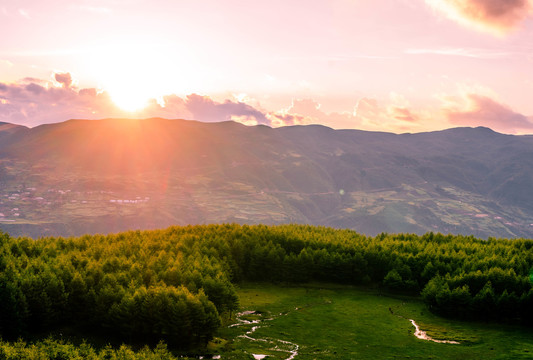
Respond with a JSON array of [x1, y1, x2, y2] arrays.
[[85, 39, 194, 112]]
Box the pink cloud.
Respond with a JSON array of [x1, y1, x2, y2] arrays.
[[272, 96, 432, 131], [426, 0, 532, 35], [354, 98, 379, 121], [264, 99, 325, 127], [53, 72, 73, 88], [0, 78, 125, 126], [285, 99, 324, 118], [139, 94, 191, 119], [184, 94, 271, 125], [267, 113, 311, 127], [276, 98, 361, 129], [389, 106, 419, 123], [0, 75, 272, 127], [355, 96, 431, 132], [6, 74, 530, 135], [443, 93, 533, 133]]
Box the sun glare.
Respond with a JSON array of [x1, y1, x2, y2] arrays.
[[86, 39, 192, 112], [107, 85, 151, 113]]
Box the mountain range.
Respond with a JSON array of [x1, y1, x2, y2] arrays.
[[1, 118, 532, 239]]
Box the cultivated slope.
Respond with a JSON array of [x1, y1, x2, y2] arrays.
[[0, 118, 532, 238]]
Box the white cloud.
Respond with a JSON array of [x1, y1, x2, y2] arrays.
[[405, 48, 511, 58], [0, 59, 13, 68], [18, 8, 30, 19]]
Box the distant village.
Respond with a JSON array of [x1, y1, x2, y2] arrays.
[[0, 186, 150, 223]]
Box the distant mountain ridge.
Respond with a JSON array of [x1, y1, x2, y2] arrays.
[[0, 122, 28, 140], [0, 118, 532, 239]]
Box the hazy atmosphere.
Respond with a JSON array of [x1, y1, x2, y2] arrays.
[[1, 1, 533, 359], [2, 0, 533, 134]]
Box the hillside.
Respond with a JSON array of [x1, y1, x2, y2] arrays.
[[0, 122, 28, 141], [0, 224, 531, 357], [0, 118, 532, 238]]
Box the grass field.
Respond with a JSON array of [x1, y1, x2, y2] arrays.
[[216, 283, 533, 360]]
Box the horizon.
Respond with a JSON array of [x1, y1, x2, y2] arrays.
[[0, 116, 516, 136], [1, 0, 533, 135]]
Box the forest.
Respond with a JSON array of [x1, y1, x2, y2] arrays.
[[0, 224, 531, 351]]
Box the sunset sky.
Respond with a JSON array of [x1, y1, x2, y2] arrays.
[[1, 0, 533, 134]]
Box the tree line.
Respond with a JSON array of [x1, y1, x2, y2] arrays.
[[0, 224, 531, 349]]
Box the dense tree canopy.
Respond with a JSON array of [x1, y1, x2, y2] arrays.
[[0, 225, 531, 348]]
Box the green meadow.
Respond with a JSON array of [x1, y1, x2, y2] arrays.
[[217, 283, 533, 360]]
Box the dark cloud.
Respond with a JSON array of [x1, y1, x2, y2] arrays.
[[445, 94, 533, 133], [461, 0, 529, 25], [25, 83, 45, 94], [20, 77, 46, 84], [427, 0, 531, 34], [185, 94, 270, 125], [54, 72, 73, 88]]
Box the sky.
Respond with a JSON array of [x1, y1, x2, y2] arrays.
[[1, 0, 533, 134]]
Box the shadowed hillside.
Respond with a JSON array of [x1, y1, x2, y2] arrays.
[[0, 118, 532, 238]]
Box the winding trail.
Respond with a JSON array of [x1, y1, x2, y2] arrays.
[[390, 303, 460, 345], [230, 310, 299, 360], [409, 319, 460, 344], [229, 300, 460, 359]]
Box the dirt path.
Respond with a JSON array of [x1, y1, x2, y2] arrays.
[[409, 319, 460, 344], [230, 310, 299, 360], [390, 302, 460, 344]]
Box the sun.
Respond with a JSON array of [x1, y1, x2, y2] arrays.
[[106, 82, 152, 113], [85, 39, 191, 112]]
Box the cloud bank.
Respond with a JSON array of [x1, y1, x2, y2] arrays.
[[442, 93, 533, 132], [426, 0, 532, 35], [185, 94, 270, 125], [0, 75, 270, 127], [0, 79, 124, 127], [1, 74, 532, 134]]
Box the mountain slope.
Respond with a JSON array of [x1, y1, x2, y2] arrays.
[[0, 118, 532, 239], [0, 121, 29, 142]]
